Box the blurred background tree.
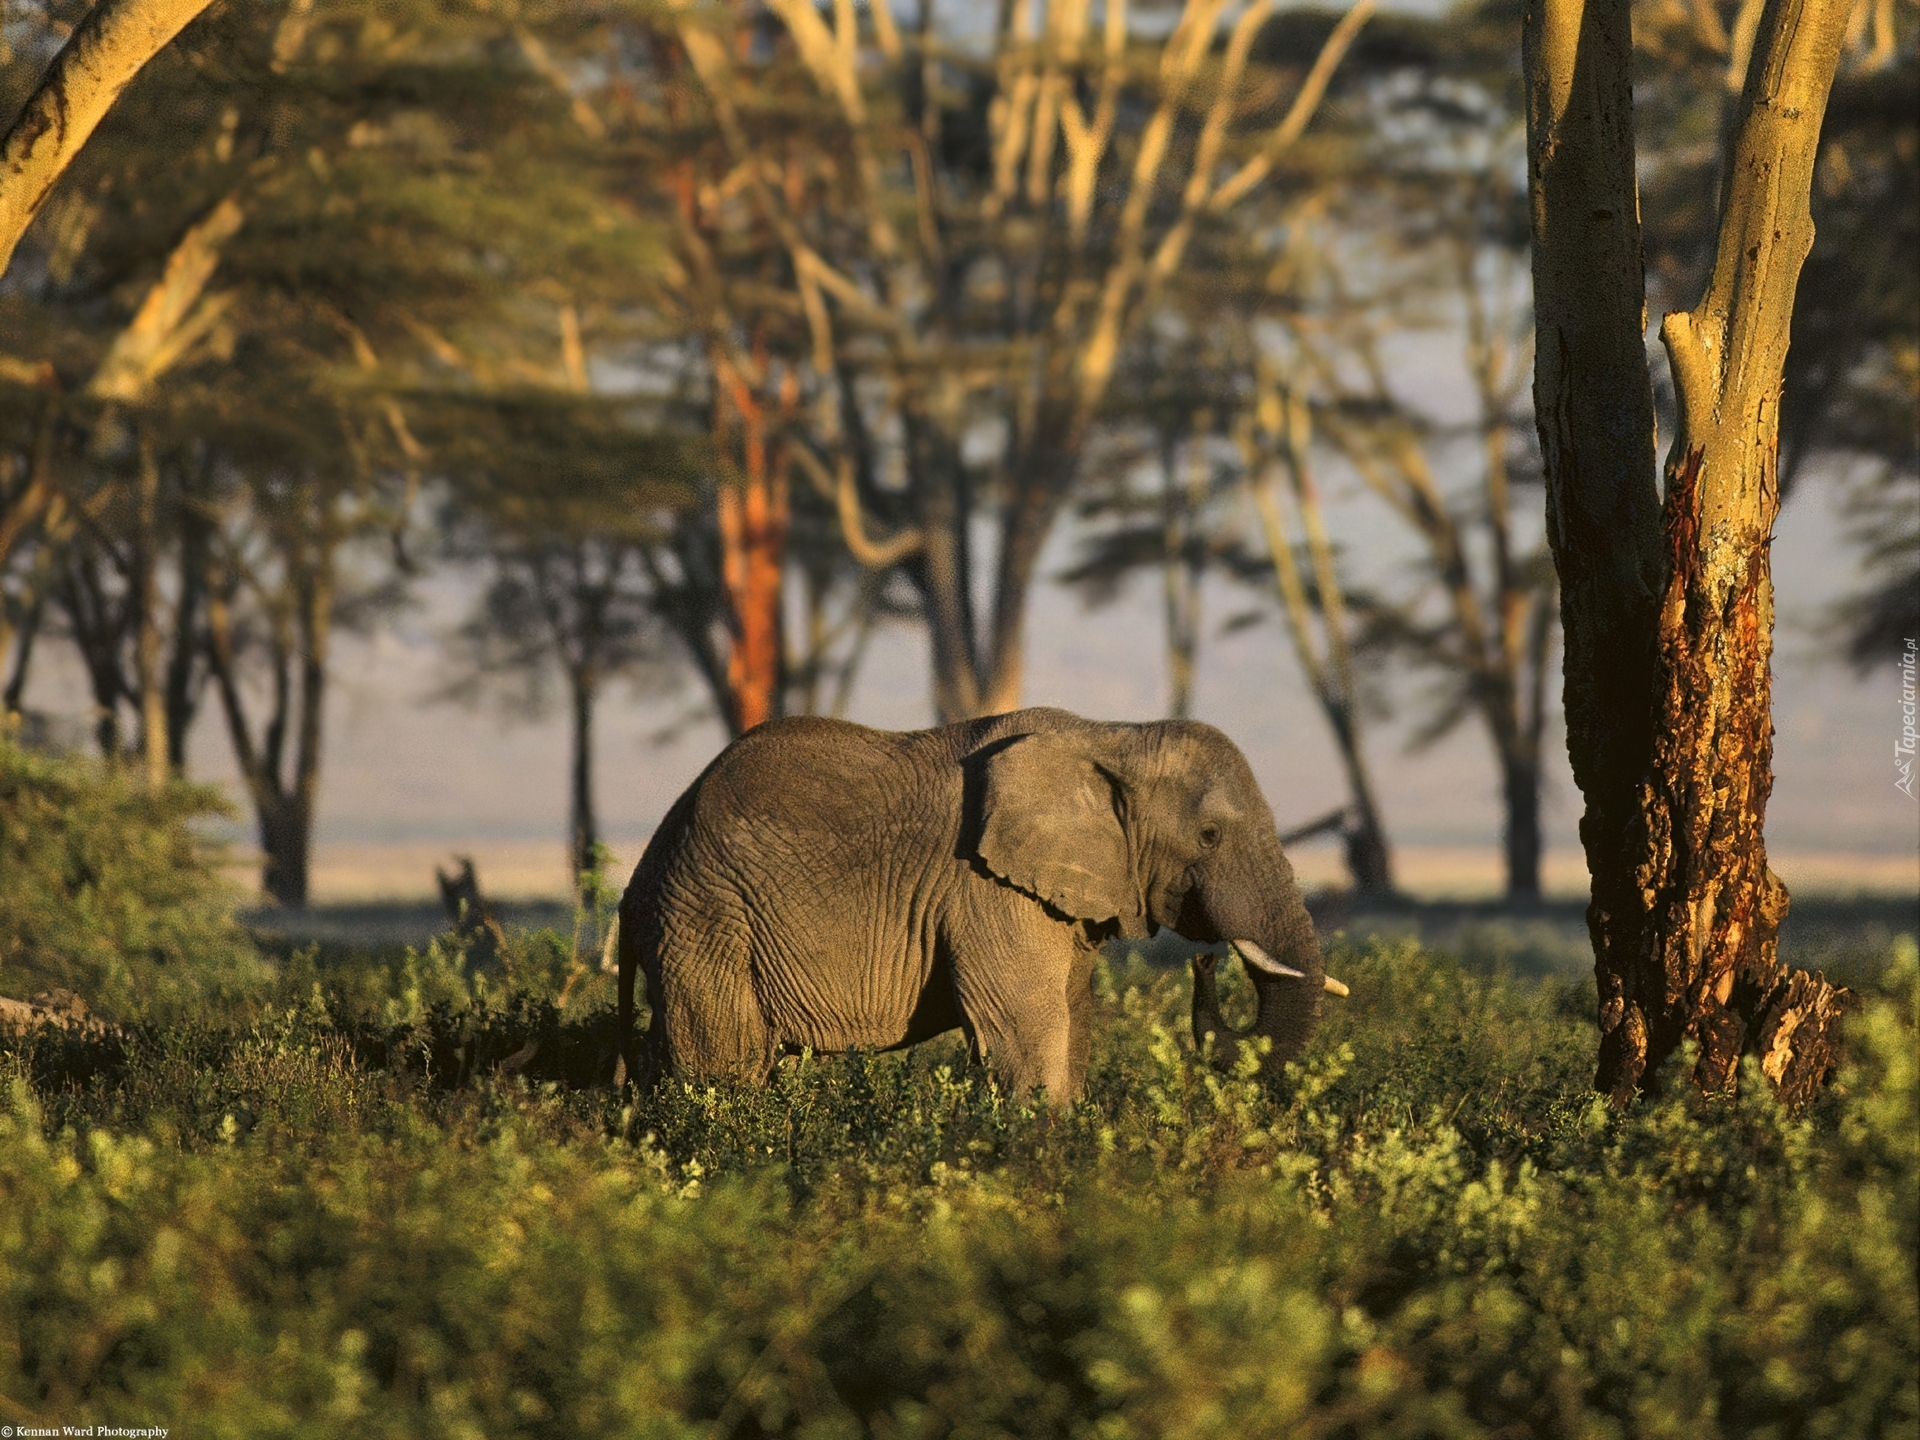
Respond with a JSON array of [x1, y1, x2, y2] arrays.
[[640, 0, 1378, 726], [1306, 60, 1558, 901], [428, 388, 696, 889], [1, 0, 1911, 913], [1, 0, 662, 903]]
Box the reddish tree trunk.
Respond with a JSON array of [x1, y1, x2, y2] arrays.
[[714, 353, 787, 735]]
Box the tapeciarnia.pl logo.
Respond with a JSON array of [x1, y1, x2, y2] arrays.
[[1897, 637, 1917, 798]]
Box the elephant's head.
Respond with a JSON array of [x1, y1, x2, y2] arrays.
[[970, 718, 1328, 1076]]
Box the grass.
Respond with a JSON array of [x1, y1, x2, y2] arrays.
[[1, 919, 1913, 1438]]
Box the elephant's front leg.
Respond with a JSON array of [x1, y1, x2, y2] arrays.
[[1064, 931, 1100, 1092], [950, 903, 1095, 1101]]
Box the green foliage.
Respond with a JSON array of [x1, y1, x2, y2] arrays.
[[0, 733, 264, 1021], [1, 924, 1914, 1435]]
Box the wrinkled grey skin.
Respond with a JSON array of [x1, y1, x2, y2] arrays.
[[617, 707, 1324, 1100]]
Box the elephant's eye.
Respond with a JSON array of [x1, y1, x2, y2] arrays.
[[1198, 824, 1222, 849]]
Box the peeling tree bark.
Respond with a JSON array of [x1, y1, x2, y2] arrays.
[[1633, 0, 1859, 1105], [0, 0, 218, 275], [1525, 0, 1857, 1107]]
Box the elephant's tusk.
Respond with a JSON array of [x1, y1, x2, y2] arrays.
[[1232, 939, 1306, 980], [1323, 976, 1350, 998]]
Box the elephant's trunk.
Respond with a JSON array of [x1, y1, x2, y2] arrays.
[[1190, 951, 1244, 1070], [1176, 786, 1337, 1076], [1191, 945, 1328, 1076]]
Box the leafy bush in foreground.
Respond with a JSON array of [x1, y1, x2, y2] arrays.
[[1, 934, 1913, 1438], [0, 733, 264, 1020]]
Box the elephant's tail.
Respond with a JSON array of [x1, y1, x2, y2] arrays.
[[615, 890, 641, 1092]]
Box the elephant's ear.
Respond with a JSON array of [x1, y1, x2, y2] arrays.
[[974, 732, 1145, 930]]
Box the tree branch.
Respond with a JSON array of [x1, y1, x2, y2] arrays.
[[789, 438, 926, 568], [86, 196, 245, 402], [1208, 0, 1377, 212], [0, 0, 218, 274]]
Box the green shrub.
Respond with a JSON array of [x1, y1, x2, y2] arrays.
[[0, 732, 265, 1021], [0, 928, 1913, 1437]]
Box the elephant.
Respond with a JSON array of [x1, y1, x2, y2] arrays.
[[616, 706, 1334, 1100]]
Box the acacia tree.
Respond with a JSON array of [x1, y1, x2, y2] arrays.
[[650, 0, 1376, 723], [203, 466, 355, 909], [1233, 355, 1397, 893], [1524, 0, 1860, 1105], [1298, 99, 1558, 900], [432, 379, 696, 888], [444, 532, 661, 886], [2, 0, 344, 817], [5, 0, 657, 904], [1632, 0, 1918, 665], [530, 17, 872, 740], [0, 0, 219, 272], [2, 98, 259, 789], [1060, 351, 1232, 725], [1062, 319, 1399, 893]]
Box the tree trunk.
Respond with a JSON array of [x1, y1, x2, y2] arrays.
[[163, 457, 210, 771], [1524, 0, 1664, 1067], [258, 790, 310, 909], [1162, 426, 1205, 721], [979, 442, 1077, 717], [1507, 580, 1556, 901], [1525, 0, 1856, 1106], [2, 589, 43, 713], [134, 435, 167, 790], [1245, 421, 1396, 897], [1502, 749, 1542, 899], [1626, 0, 1858, 1104], [908, 421, 985, 724], [235, 610, 326, 910], [569, 667, 597, 886], [283, 536, 331, 911], [1329, 708, 1395, 895], [59, 547, 128, 762], [204, 493, 333, 910], [714, 356, 786, 735], [0, 392, 57, 573]]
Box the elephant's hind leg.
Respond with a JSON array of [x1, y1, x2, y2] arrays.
[[658, 920, 775, 1083]]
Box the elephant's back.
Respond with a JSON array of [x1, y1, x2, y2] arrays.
[[674, 717, 955, 887], [640, 710, 1091, 883]]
